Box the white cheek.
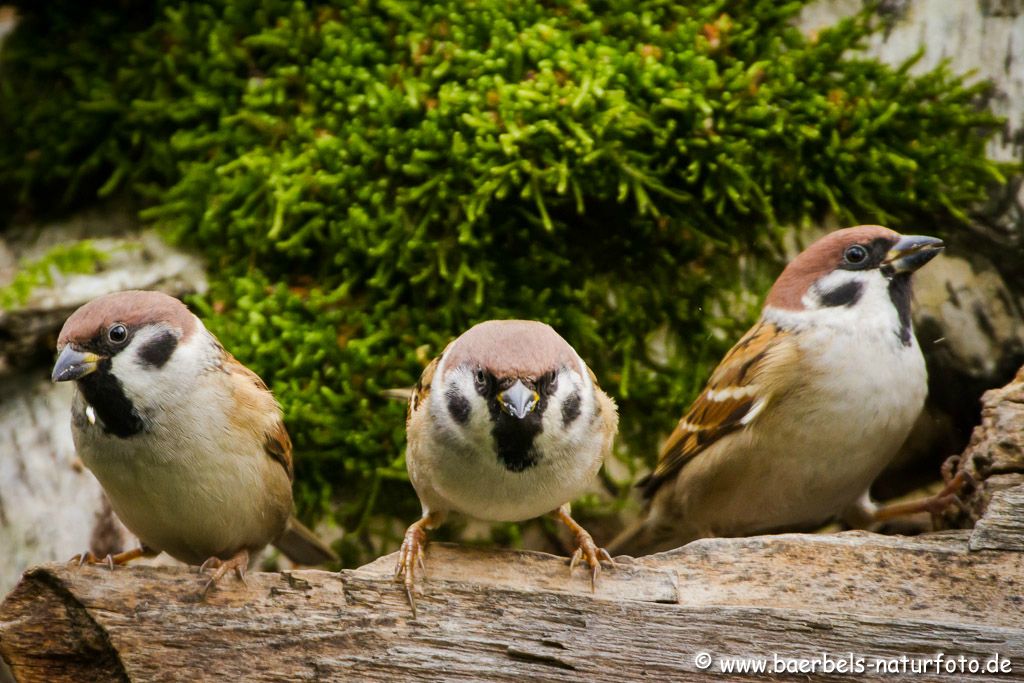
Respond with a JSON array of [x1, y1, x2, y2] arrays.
[[538, 366, 593, 449], [108, 321, 214, 412], [428, 368, 495, 453], [775, 270, 901, 336]]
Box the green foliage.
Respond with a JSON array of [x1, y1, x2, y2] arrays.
[[0, 242, 109, 310], [0, 0, 1007, 562]]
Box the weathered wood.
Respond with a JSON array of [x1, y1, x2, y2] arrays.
[[971, 485, 1024, 551], [2, 533, 1022, 682], [356, 543, 679, 603], [946, 365, 1024, 528]]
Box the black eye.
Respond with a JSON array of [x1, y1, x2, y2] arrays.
[[108, 324, 128, 344], [844, 244, 868, 265], [474, 368, 488, 390]]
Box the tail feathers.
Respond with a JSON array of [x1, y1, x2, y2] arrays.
[[273, 515, 338, 566], [636, 472, 666, 501], [606, 517, 662, 558]]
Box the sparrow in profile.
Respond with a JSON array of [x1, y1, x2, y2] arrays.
[[608, 226, 946, 556], [52, 290, 336, 591], [397, 320, 618, 614]]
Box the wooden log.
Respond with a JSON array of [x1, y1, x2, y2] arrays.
[[2, 534, 1022, 682], [945, 365, 1024, 528], [971, 485, 1024, 551]]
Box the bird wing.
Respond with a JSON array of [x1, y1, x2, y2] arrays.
[[223, 351, 295, 481], [221, 350, 336, 565], [407, 352, 442, 425], [639, 320, 797, 499]]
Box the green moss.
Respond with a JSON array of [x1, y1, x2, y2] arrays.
[[0, 0, 1009, 563], [0, 241, 109, 310]]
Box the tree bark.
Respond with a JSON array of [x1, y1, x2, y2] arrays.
[[945, 364, 1024, 528], [2, 529, 1023, 682]]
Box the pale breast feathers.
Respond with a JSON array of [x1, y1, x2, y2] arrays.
[[639, 321, 797, 498]]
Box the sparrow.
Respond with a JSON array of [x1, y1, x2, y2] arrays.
[[608, 225, 946, 556], [397, 320, 618, 614], [51, 290, 336, 591]]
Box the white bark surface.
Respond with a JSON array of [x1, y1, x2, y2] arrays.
[[802, 0, 1024, 162], [0, 376, 121, 599]]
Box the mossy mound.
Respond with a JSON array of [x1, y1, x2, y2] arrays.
[[0, 0, 1006, 563]]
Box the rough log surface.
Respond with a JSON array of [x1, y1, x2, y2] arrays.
[[2, 532, 1023, 683], [947, 364, 1024, 528], [971, 485, 1024, 551]]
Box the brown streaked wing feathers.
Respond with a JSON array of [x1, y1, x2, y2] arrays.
[[640, 321, 786, 499], [263, 420, 294, 482], [224, 352, 294, 481], [408, 352, 442, 424]]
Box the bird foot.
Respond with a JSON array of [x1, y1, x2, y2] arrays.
[[872, 470, 973, 525], [568, 527, 615, 592], [199, 549, 249, 596], [68, 546, 150, 570], [68, 551, 116, 571], [554, 504, 614, 591], [394, 523, 428, 618]]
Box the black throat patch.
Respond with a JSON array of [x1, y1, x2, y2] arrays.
[[888, 274, 913, 346], [479, 374, 551, 472], [77, 359, 145, 438], [491, 411, 543, 471]]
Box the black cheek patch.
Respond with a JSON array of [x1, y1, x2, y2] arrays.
[[819, 281, 864, 308], [561, 390, 581, 426], [446, 389, 471, 424], [138, 331, 179, 368]]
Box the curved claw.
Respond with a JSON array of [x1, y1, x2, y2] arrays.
[[68, 551, 116, 571], [69, 551, 93, 567], [199, 550, 249, 597], [395, 523, 429, 619], [568, 529, 616, 592], [199, 556, 221, 574], [569, 548, 582, 573], [69, 546, 153, 571], [872, 469, 974, 526]]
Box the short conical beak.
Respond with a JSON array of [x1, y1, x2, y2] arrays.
[[52, 346, 101, 382], [881, 234, 944, 276], [498, 380, 539, 419]]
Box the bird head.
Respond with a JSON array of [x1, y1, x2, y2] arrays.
[[431, 320, 599, 472], [763, 225, 943, 342], [52, 290, 204, 436]]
